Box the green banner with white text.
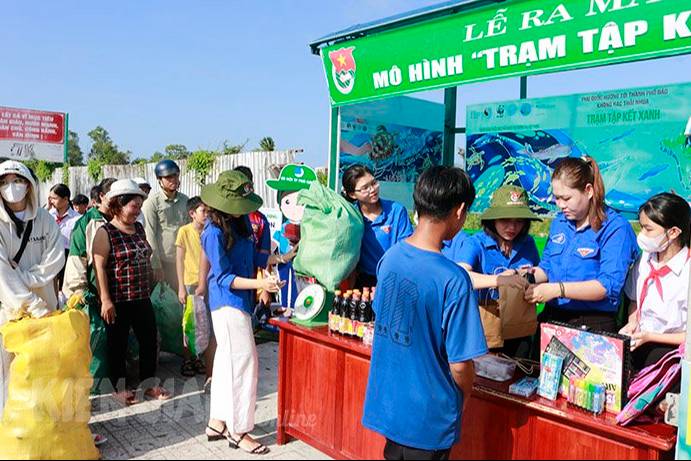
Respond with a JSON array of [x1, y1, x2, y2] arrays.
[[321, 0, 691, 106]]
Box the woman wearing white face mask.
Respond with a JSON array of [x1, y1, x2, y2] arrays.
[[621, 193, 691, 373], [0, 160, 65, 414]]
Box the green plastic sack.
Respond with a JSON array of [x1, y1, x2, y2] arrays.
[[183, 295, 210, 356], [77, 292, 151, 392], [81, 291, 109, 382], [293, 182, 364, 290], [151, 282, 184, 356]]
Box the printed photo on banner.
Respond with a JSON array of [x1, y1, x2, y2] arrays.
[[466, 82, 691, 218], [339, 96, 444, 210]]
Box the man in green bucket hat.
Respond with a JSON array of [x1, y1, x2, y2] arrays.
[[456, 185, 542, 358]]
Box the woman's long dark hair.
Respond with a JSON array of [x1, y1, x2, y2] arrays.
[[639, 193, 691, 248], [341, 164, 374, 203], [481, 219, 531, 258], [208, 208, 251, 250], [50, 183, 72, 210]]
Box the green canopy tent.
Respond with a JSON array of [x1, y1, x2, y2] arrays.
[[309, 0, 691, 455], [309, 0, 690, 187]]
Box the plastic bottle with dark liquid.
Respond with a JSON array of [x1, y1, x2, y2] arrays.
[[356, 292, 370, 339], [338, 291, 352, 335], [346, 293, 360, 337], [329, 290, 342, 333], [362, 291, 376, 346]]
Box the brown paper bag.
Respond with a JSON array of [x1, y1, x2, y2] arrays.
[[479, 302, 504, 349], [498, 285, 537, 340]]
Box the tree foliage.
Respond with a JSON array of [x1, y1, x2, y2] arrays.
[[68, 130, 84, 166], [149, 151, 165, 163], [187, 150, 217, 185], [317, 169, 328, 187], [222, 139, 247, 156], [164, 144, 190, 160], [87, 158, 104, 182], [258, 137, 275, 152], [24, 160, 58, 183], [88, 126, 129, 165]]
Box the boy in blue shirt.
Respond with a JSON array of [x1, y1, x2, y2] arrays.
[[362, 166, 488, 460]]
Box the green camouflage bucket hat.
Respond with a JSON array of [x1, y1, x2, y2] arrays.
[[480, 185, 542, 221], [201, 171, 263, 215]]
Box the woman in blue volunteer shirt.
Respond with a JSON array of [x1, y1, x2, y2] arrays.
[[342, 165, 413, 288], [525, 156, 638, 333], [200, 171, 283, 455], [442, 229, 470, 263], [457, 185, 541, 358]]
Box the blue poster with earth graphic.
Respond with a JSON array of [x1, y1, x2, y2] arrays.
[[466, 83, 691, 218], [340, 97, 444, 210]]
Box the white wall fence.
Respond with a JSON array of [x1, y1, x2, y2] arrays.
[[37, 150, 298, 209]]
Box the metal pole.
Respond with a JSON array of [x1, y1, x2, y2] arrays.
[[687, 250, 691, 360], [520, 77, 528, 99], [443, 87, 457, 166], [687, 130, 691, 361], [64, 113, 69, 165], [327, 106, 341, 191]]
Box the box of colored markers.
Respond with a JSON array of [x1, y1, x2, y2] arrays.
[[567, 378, 606, 414]]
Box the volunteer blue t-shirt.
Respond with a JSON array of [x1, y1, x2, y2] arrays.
[[358, 199, 413, 276], [362, 241, 488, 451], [458, 230, 540, 303], [201, 218, 269, 314], [442, 230, 470, 263], [539, 207, 638, 313]]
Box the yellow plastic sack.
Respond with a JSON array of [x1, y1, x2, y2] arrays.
[[0, 307, 98, 460]]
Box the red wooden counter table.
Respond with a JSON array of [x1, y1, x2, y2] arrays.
[[269, 318, 677, 460]]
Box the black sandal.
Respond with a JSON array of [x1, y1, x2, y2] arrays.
[[206, 424, 227, 442], [180, 359, 196, 377], [194, 359, 207, 375], [228, 433, 270, 455]]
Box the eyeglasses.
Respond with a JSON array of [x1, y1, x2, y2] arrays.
[[354, 180, 379, 193]]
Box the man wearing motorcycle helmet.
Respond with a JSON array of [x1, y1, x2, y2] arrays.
[[142, 160, 189, 289]]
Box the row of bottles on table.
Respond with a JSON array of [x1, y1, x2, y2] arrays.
[[328, 288, 376, 344]]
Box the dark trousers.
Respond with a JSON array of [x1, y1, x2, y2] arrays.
[[492, 336, 533, 359], [356, 272, 378, 290], [384, 439, 450, 461], [106, 298, 158, 390], [55, 249, 69, 292], [539, 308, 618, 333]]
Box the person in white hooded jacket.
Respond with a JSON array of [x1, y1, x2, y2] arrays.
[[0, 160, 65, 414]]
